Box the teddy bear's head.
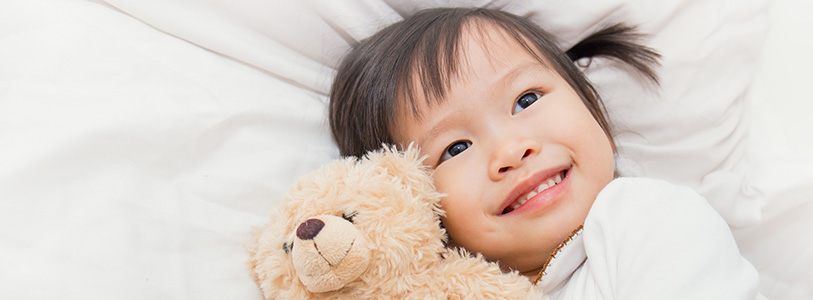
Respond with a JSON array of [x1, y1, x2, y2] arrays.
[[248, 146, 447, 298]]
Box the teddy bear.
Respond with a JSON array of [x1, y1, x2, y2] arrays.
[[247, 145, 544, 299]]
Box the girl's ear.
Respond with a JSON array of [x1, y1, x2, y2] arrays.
[[565, 23, 661, 84]]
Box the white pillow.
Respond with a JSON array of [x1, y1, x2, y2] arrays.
[[103, 0, 770, 226]]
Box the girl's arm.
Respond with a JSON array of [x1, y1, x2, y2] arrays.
[[580, 177, 763, 299]]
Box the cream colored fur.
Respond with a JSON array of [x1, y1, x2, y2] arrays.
[[247, 146, 544, 299]]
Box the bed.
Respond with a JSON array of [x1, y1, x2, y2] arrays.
[[1, 0, 811, 298]]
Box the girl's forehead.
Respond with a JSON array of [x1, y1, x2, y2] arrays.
[[393, 26, 559, 139], [456, 23, 552, 78], [411, 21, 556, 102], [393, 18, 562, 136], [440, 23, 553, 89]]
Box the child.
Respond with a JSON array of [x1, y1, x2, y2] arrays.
[[329, 7, 763, 299]]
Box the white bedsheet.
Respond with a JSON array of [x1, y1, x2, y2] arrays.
[[739, 1, 813, 297], [1, 0, 333, 298], [0, 0, 811, 299]]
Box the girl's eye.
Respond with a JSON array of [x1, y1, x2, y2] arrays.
[[439, 140, 472, 164], [513, 92, 542, 114]]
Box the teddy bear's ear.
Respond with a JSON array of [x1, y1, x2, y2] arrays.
[[364, 144, 444, 214], [246, 213, 304, 299]]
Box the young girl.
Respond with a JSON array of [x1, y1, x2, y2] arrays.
[[329, 7, 763, 299]]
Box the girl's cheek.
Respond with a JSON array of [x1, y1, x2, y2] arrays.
[[435, 157, 472, 189], [434, 168, 466, 204], [434, 171, 456, 199]]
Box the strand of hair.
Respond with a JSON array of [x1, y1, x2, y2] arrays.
[[566, 23, 661, 84]]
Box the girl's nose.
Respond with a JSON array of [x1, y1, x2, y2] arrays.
[[488, 139, 538, 181]]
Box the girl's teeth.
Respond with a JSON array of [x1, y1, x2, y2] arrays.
[[506, 171, 566, 214], [534, 172, 565, 194], [511, 196, 529, 210], [536, 183, 550, 193]]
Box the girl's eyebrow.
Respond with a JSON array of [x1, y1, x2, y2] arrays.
[[494, 62, 548, 90], [418, 111, 467, 150]]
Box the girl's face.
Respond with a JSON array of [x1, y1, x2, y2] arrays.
[[394, 25, 615, 277]]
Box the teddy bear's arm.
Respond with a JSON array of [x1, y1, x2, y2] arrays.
[[435, 248, 545, 300]]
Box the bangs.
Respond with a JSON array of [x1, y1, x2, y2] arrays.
[[398, 9, 556, 121]]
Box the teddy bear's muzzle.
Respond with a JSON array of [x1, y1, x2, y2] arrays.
[[291, 214, 371, 293]]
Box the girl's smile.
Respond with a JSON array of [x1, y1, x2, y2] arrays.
[[500, 167, 570, 216]]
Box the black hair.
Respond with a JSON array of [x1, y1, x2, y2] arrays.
[[329, 7, 659, 158]]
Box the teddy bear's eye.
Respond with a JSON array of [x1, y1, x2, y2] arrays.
[[342, 211, 358, 224], [282, 241, 293, 254]]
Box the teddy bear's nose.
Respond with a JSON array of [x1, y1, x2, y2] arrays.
[[296, 219, 325, 240]]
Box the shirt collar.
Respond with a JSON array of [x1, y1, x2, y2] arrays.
[[533, 225, 586, 294]]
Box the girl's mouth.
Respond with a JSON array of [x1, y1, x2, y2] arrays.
[[501, 169, 568, 215]]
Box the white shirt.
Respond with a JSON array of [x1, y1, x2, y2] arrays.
[[534, 178, 764, 299]]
